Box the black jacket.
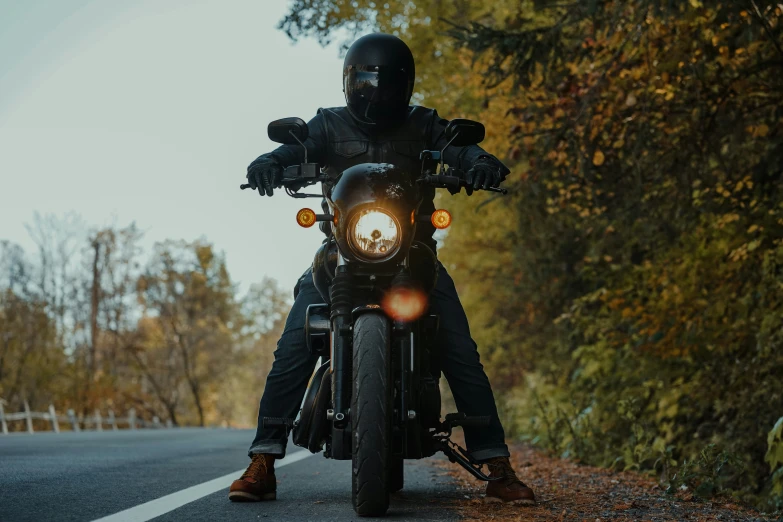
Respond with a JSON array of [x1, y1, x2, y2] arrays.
[[255, 105, 509, 249]]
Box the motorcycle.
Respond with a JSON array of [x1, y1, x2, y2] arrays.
[[241, 116, 507, 516]]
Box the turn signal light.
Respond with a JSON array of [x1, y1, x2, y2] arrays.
[[296, 208, 317, 228], [431, 209, 452, 230]]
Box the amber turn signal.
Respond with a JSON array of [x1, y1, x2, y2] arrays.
[[296, 208, 317, 228], [431, 209, 452, 229]]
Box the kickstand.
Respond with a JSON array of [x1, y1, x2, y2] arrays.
[[432, 415, 502, 482]]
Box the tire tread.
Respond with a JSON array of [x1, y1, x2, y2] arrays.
[[351, 314, 391, 517]]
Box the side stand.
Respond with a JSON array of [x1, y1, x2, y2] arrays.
[[433, 413, 502, 482]]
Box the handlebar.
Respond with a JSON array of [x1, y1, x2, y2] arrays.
[[420, 173, 508, 195], [241, 167, 508, 196]]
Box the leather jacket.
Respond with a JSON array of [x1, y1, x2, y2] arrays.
[[255, 105, 509, 250]]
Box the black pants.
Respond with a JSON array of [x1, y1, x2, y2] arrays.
[[249, 263, 510, 461]]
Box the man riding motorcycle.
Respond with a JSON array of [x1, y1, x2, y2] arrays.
[[229, 33, 536, 507]]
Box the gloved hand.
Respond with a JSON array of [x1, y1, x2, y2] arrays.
[[465, 156, 508, 192], [246, 158, 283, 197]]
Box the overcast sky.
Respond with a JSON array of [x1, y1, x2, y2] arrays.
[[0, 0, 349, 291]]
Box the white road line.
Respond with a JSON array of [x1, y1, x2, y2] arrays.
[[90, 450, 313, 522]]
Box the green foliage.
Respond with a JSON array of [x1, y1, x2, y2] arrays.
[[666, 444, 746, 499], [281, 0, 783, 511], [767, 417, 783, 506]]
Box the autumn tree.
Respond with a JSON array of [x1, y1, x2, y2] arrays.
[[280, 0, 783, 508], [137, 241, 240, 426], [2, 219, 290, 431]]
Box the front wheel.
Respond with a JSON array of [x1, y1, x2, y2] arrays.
[[351, 313, 392, 516]]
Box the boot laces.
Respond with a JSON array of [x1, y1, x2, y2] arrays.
[[488, 457, 515, 478], [242, 454, 268, 480], [487, 457, 527, 487]]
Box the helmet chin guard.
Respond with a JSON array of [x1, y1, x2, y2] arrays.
[[343, 33, 415, 127]]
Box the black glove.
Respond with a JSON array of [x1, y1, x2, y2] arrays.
[[465, 156, 508, 192], [246, 158, 283, 197]]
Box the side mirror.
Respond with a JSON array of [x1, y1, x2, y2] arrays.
[[268, 117, 309, 145], [444, 119, 485, 147]]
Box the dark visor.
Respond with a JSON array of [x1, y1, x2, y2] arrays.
[[344, 65, 410, 123]]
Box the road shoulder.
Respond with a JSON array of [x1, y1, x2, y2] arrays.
[[432, 442, 773, 521]]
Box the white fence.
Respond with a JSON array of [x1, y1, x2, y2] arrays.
[[0, 398, 173, 434]]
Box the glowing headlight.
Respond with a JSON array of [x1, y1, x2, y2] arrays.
[[349, 209, 400, 260]]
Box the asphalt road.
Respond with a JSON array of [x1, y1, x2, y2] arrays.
[[0, 429, 465, 522]]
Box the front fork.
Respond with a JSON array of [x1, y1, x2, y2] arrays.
[[314, 255, 501, 481], [329, 261, 353, 460]]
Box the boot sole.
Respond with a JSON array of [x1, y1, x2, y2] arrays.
[[483, 496, 536, 506], [228, 491, 276, 502]]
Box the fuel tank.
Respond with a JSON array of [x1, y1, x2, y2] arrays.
[[312, 238, 338, 303], [408, 241, 439, 294]]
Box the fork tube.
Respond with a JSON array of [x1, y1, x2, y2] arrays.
[[330, 264, 352, 429], [399, 324, 408, 427]]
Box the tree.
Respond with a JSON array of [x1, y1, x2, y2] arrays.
[[137, 241, 240, 427], [278, 0, 783, 508]]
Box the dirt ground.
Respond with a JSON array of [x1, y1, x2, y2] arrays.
[[434, 442, 777, 522]]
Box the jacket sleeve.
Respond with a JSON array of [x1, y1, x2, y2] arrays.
[[429, 110, 510, 179], [249, 111, 329, 167]]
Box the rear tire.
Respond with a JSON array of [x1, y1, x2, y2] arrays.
[[351, 313, 392, 517]]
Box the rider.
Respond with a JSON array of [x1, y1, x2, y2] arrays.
[[229, 33, 536, 507]]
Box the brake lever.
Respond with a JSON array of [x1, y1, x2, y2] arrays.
[[418, 175, 508, 195], [486, 187, 508, 195], [288, 192, 324, 198]]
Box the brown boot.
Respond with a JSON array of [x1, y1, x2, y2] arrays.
[[228, 454, 276, 502], [484, 457, 536, 506]]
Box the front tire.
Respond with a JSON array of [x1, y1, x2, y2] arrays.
[[351, 313, 392, 516]]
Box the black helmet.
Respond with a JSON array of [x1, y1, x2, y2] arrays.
[[343, 33, 415, 127]]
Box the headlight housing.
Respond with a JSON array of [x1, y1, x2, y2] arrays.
[[348, 209, 401, 261]]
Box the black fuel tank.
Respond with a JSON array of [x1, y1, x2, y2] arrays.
[[409, 241, 439, 293], [312, 239, 339, 303]]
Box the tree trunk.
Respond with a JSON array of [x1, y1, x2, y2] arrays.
[[90, 239, 100, 387]]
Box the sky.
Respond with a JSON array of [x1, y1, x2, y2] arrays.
[[0, 0, 350, 292]]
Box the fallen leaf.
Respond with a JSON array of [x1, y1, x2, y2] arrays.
[[593, 150, 606, 166]]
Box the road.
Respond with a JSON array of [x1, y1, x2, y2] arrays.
[[0, 429, 465, 522]]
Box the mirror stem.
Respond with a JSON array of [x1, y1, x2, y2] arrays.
[[288, 129, 308, 164], [439, 132, 459, 174]]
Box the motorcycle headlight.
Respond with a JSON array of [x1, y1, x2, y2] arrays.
[[349, 209, 401, 261]]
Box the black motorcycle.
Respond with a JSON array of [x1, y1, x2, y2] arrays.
[[241, 117, 507, 517]]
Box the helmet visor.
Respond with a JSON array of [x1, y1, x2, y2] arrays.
[[344, 65, 411, 124]]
